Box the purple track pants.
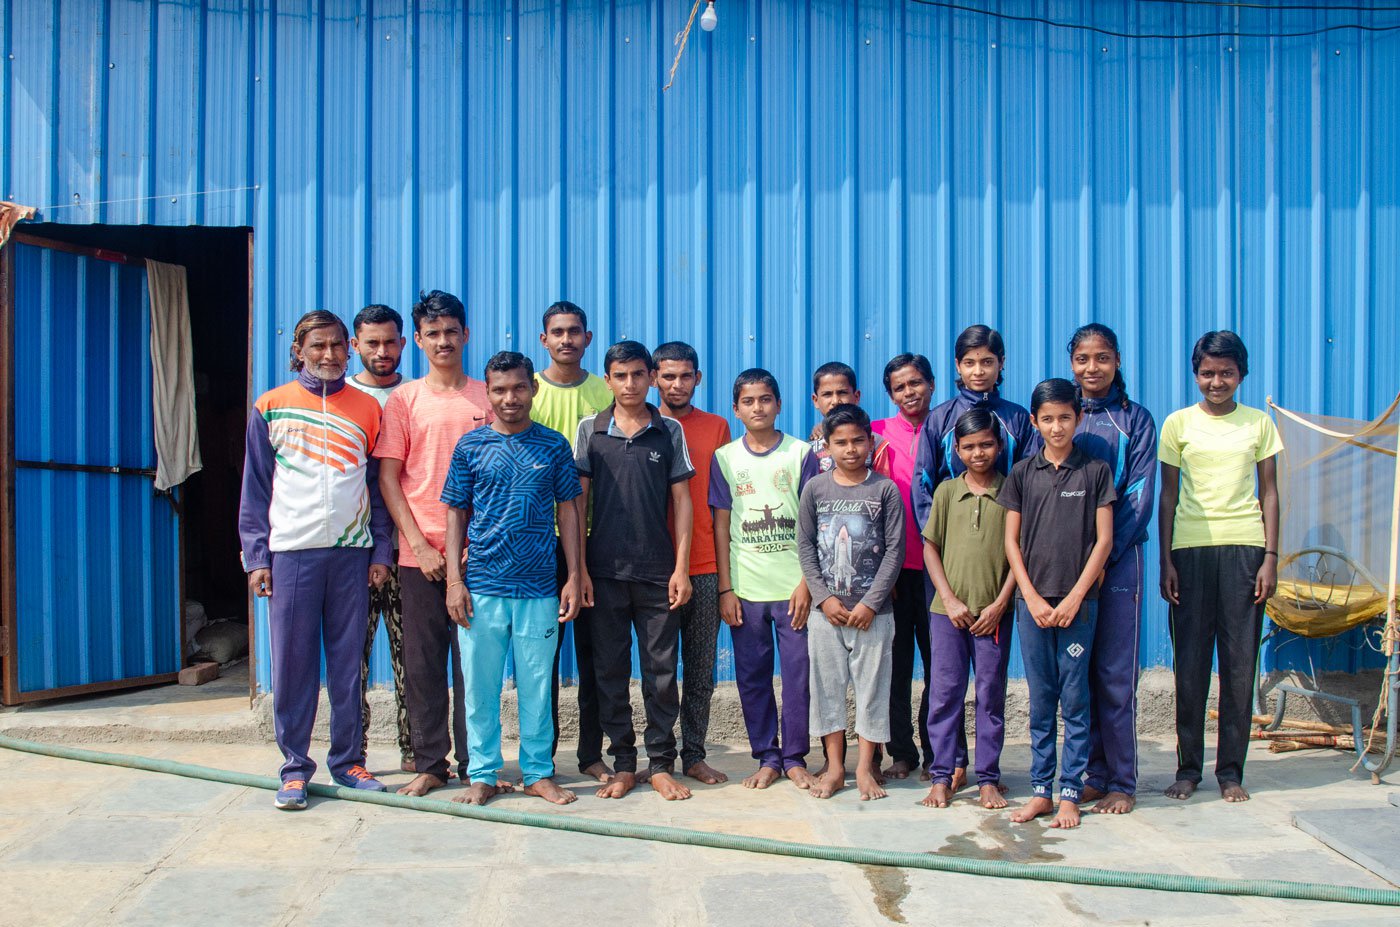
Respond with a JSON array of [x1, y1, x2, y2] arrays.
[[268, 547, 370, 783]]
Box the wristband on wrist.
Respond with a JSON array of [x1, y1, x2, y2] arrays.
[[448, 580, 466, 589], [718, 588, 733, 596], [1264, 550, 1278, 558]]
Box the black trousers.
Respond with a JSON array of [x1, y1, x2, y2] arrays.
[[399, 567, 470, 781], [552, 540, 606, 772], [887, 568, 933, 769], [1169, 545, 1266, 785], [590, 576, 682, 774]]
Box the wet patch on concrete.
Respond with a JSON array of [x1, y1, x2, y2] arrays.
[[935, 814, 1066, 863], [860, 865, 910, 923]]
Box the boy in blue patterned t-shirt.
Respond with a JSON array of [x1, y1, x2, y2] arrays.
[[442, 352, 584, 807]]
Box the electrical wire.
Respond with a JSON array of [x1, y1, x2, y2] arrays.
[[1136, 1, 1400, 11], [908, 0, 1400, 39]]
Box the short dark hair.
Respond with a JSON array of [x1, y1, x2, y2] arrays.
[[542, 300, 588, 332], [954, 324, 1006, 387], [732, 368, 781, 405], [953, 406, 1002, 443], [882, 353, 934, 395], [653, 341, 699, 371], [812, 361, 858, 394], [411, 289, 467, 333], [822, 402, 872, 439], [603, 340, 655, 374], [1030, 377, 1079, 417], [1191, 330, 1250, 378], [484, 350, 534, 383], [353, 304, 403, 335], [289, 310, 349, 371]]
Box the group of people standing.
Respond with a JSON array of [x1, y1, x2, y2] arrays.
[[239, 293, 1281, 831]]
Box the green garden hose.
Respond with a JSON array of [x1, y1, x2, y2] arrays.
[[2, 732, 1396, 907]]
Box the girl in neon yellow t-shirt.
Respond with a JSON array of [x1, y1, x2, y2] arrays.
[[1157, 330, 1282, 806]]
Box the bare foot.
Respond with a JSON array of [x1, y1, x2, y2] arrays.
[[399, 759, 416, 774], [1081, 785, 1107, 802], [452, 781, 500, 805], [684, 761, 728, 785], [950, 766, 968, 793], [742, 766, 781, 789], [978, 783, 1008, 809], [396, 773, 446, 797], [883, 759, 915, 780], [1049, 800, 1082, 829], [1009, 796, 1055, 823], [1220, 781, 1251, 803], [522, 778, 577, 805], [811, 762, 828, 780], [1092, 790, 1135, 814], [857, 765, 887, 801], [919, 768, 931, 782], [581, 761, 615, 784], [649, 771, 692, 801], [786, 766, 817, 790], [1164, 779, 1197, 800], [596, 771, 637, 799], [919, 782, 952, 808], [810, 766, 845, 799]]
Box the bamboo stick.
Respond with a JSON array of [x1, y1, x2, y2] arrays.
[[1222, 711, 1358, 736]]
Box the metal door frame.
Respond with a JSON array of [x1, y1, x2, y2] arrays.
[[0, 232, 185, 704]]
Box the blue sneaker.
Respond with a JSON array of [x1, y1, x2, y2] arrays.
[[274, 779, 308, 811], [333, 765, 387, 792]]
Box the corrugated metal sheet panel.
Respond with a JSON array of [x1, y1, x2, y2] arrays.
[[7, 240, 182, 696], [3, 1, 1396, 692]]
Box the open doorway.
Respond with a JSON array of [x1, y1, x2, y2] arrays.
[[14, 223, 253, 697]]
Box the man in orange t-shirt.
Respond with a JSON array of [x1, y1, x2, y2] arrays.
[[655, 341, 732, 785], [377, 290, 493, 797]]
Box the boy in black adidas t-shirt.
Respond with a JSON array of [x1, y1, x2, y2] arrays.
[[574, 341, 695, 801]]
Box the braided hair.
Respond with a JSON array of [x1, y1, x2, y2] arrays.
[[1066, 322, 1129, 410]]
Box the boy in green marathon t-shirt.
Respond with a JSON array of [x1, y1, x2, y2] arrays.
[[710, 369, 822, 791]]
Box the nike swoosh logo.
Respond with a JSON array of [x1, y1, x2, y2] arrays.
[[530, 463, 547, 470]]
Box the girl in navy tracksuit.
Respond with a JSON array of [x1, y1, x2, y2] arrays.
[[1067, 323, 1157, 814], [912, 324, 1037, 781], [913, 325, 1038, 529]]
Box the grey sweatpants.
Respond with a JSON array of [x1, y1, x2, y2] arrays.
[[808, 609, 895, 742]]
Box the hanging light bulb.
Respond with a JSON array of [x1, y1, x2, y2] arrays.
[[700, 1, 718, 32]]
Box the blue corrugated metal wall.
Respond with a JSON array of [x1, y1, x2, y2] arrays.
[[3, 1, 1396, 692], [9, 241, 183, 694]]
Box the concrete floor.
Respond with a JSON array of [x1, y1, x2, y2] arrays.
[[1, 734, 1396, 927]]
